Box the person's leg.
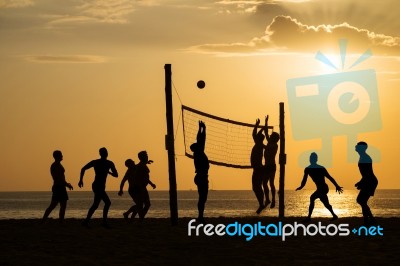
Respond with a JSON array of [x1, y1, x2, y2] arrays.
[[134, 191, 145, 220], [129, 192, 141, 220], [269, 165, 277, 208], [101, 191, 111, 223], [304, 191, 318, 222], [124, 204, 137, 219], [83, 192, 101, 226], [59, 201, 67, 220], [142, 190, 151, 218], [136, 201, 144, 221], [125, 205, 138, 220], [124, 190, 135, 218], [197, 182, 209, 223], [357, 191, 374, 224], [262, 166, 271, 206], [252, 168, 265, 213], [320, 194, 338, 220], [42, 199, 58, 221]]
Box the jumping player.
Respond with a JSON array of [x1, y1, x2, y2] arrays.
[[251, 119, 266, 214], [263, 115, 279, 208]]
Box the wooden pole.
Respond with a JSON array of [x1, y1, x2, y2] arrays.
[[164, 64, 178, 225], [279, 102, 286, 218]]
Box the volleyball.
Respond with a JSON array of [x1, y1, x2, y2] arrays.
[[197, 80, 205, 89]]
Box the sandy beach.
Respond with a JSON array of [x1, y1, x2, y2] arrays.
[[0, 216, 399, 265]]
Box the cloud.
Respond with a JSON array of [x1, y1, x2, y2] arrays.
[[188, 15, 400, 56], [46, 15, 98, 27], [216, 0, 265, 14], [135, 0, 161, 7], [0, 0, 33, 8], [44, 0, 136, 27], [24, 55, 107, 63], [215, 0, 311, 14], [77, 0, 135, 24]]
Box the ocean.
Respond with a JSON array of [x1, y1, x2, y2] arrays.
[[0, 190, 399, 220]]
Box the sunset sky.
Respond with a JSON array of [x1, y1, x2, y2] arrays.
[[0, 0, 399, 192]]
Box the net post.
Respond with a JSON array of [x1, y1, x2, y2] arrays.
[[278, 102, 286, 218], [164, 64, 178, 225]]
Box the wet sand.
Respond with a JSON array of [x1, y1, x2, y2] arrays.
[[0, 217, 398, 265]]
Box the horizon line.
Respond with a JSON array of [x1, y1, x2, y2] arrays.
[[0, 188, 399, 193]]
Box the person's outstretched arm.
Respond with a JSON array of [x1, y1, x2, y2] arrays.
[[78, 161, 94, 188], [325, 171, 343, 194], [148, 179, 156, 189], [109, 162, 118, 178], [65, 182, 73, 190], [118, 171, 129, 196], [253, 119, 260, 142], [264, 115, 270, 142], [197, 121, 206, 151], [296, 169, 308, 191]]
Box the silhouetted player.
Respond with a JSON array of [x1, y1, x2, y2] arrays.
[[355, 141, 378, 225], [263, 115, 279, 208], [190, 121, 209, 223], [251, 119, 266, 214], [79, 147, 118, 228], [118, 159, 137, 219], [296, 152, 343, 222], [134, 151, 156, 221], [42, 150, 73, 222]]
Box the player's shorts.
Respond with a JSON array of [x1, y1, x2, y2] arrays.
[[52, 185, 69, 202], [194, 174, 209, 188]]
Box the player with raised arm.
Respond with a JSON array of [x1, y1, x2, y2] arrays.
[[296, 152, 343, 222], [251, 119, 266, 214], [263, 115, 279, 208], [190, 121, 209, 223]]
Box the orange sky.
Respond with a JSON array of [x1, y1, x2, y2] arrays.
[[0, 0, 399, 191]]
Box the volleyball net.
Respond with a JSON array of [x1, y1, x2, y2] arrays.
[[182, 105, 273, 169]]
